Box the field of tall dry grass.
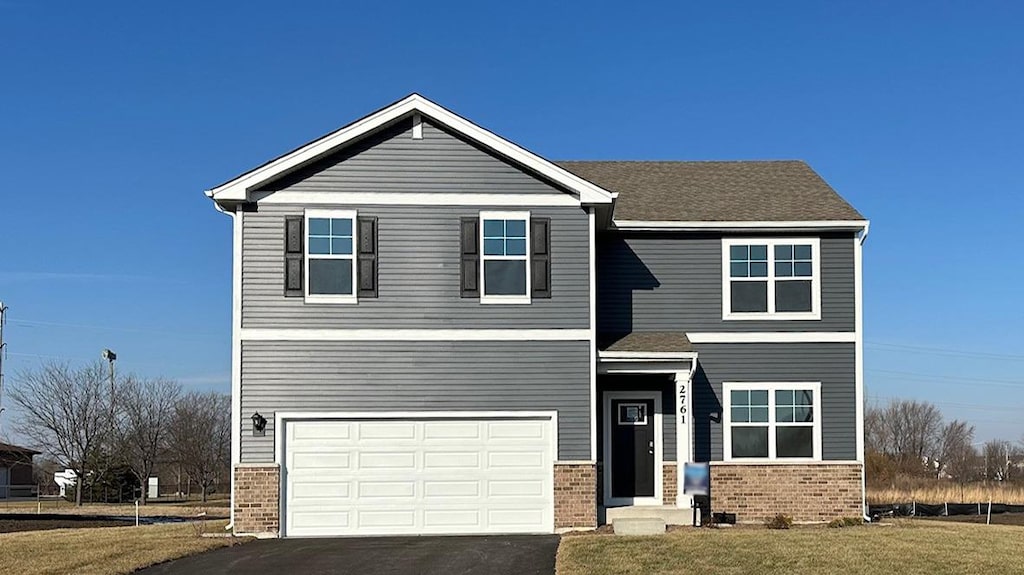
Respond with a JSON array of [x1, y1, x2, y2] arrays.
[[868, 483, 1024, 504]]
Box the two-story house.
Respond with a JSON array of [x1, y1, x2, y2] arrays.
[[207, 94, 867, 537]]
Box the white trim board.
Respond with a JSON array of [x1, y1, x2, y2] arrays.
[[686, 332, 856, 344], [602, 391, 663, 507], [229, 210, 243, 529], [207, 94, 615, 206], [252, 191, 581, 207], [614, 220, 868, 231], [239, 328, 591, 341], [588, 208, 598, 462]]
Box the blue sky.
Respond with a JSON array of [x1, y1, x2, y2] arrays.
[[1, 1, 1022, 443]]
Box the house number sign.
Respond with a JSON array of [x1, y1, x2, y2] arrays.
[[678, 382, 687, 424]]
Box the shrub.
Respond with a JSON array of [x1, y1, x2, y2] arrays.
[[765, 514, 794, 529], [828, 516, 863, 528]]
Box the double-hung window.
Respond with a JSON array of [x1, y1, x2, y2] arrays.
[[723, 382, 821, 461], [722, 238, 820, 320], [480, 211, 530, 304], [305, 209, 357, 303]]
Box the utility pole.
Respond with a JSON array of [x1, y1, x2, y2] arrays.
[[0, 301, 7, 433]]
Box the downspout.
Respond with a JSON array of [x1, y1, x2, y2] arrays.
[[857, 220, 870, 522], [212, 197, 238, 532]]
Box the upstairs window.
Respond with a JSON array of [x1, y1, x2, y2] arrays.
[[480, 211, 530, 303], [306, 209, 357, 303], [722, 238, 820, 320]]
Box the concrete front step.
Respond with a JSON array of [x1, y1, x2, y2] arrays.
[[612, 517, 666, 536], [606, 505, 697, 526]]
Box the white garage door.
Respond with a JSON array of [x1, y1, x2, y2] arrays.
[[283, 415, 554, 537]]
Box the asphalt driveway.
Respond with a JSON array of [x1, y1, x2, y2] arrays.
[[139, 534, 560, 575]]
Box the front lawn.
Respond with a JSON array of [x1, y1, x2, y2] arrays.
[[557, 521, 1024, 575], [0, 520, 243, 575], [0, 500, 229, 518]]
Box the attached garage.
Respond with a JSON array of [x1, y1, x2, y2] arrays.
[[279, 412, 556, 537]]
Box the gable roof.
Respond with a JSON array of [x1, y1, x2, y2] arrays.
[[558, 160, 864, 224], [207, 94, 616, 206]]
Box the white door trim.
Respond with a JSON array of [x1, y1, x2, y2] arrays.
[[602, 391, 663, 507]]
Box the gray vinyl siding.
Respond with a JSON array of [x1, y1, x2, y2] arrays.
[[241, 116, 589, 330], [241, 204, 589, 328], [598, 375, 677, 461], [240, 340, 591, 463], [690, 343, 857, 462], [255, 118, 571, 195], [598, 232, 855, 333]]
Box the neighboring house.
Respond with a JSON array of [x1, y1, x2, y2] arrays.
[[0, 442, 40, 498], [207, 94, 868, 537]]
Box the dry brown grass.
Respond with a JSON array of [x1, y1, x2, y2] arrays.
[[0, 500, 229, 518], [557, 521, 1024, 575], [0, 520, 242, 575], [868, 483, 1024, 504]]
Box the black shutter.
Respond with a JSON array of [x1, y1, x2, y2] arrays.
[[460, 217, 479, 297], [284, 216, 304, 297], [357, 216, 378, 298], [531, 217, 551, 298]]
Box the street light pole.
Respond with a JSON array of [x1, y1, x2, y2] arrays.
[[102, 349, 117, 430]]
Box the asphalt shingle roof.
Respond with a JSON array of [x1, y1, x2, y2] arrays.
[[598, 332, 694, 353], [557, 160, 864, 222]]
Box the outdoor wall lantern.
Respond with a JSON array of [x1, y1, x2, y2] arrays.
[[251, 412, 267, 436]]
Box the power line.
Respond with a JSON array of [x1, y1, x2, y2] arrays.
[[867, 368, 1024, 389], [866, 341, 1024, 362], [7, 318, 222, 338], [866, 394, 1023, 413]]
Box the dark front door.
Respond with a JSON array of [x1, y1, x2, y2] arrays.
[[610, 399, 656, 498]]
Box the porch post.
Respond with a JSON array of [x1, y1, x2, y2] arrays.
[[675, 365, 695, 508]]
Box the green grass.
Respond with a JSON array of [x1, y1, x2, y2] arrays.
[[557, 521, 1024, 575]]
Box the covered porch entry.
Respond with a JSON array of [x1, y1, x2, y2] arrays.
[[597, 332, 697, 525]]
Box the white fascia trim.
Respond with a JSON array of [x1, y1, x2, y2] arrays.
[[598, 351, 698, 361], [240, 328, 591, 341], [614, 219, 869, 231], [207, 94, 615, 205], [274, 410, 559, 466], [686, 332, 856, 344], [229, 210, 242, 528], [254, 191, 580, 207]]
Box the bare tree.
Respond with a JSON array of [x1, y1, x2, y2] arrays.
[[933, 419, 975, 480], [116, 376, 182, 505], [8, 362, 111, 505], [865, 399, 943, 476], [982, 440, 1013, 483], [168, 391, 230, 502]]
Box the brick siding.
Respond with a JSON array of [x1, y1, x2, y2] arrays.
[[711, 463, 863, 523], [233, 464, 280, 535], [554, 463, 597, 529], [663, 463, 677, 506]]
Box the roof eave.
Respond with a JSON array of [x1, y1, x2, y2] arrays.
[[613, 219, 870, 232]]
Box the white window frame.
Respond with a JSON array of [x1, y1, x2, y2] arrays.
[[479, 210, 531, 305], [304, 208, 358, 304], [721, 237, 821, 320], [722, 381, 822, 462], [616, 402, 649, 426]]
